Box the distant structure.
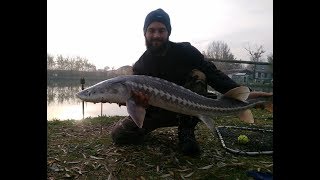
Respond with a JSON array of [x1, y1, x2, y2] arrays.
[[225, 65, 273, 85], [115, 65, 133, 75]]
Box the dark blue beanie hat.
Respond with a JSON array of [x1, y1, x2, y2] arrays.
[[143, 8, 171, 35]]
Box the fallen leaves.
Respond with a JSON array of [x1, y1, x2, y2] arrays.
[[184, 171, 195, 178], [89, 155, 104, 160], [47, 114, 273, 179], [198, 164, 214, 170]]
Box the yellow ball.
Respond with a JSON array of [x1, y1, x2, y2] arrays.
[[238, 135, 249, 144]]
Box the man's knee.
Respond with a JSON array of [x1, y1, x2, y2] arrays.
[[111, 116, 146, 145]]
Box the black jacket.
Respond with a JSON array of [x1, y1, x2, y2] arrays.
[[133, 41, 239, 94]]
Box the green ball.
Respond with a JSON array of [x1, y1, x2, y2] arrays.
[[238, 135, 249, 144]]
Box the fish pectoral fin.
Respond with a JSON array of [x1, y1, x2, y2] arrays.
[[223, 86, 250, 102], [197, 115, 215, 132], [238, 109, 254, 123], [126, 97, 146, 128]]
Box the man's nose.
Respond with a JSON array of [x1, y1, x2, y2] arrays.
[[153, 32, 161, 38]]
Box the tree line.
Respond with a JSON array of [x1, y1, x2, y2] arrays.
[[47, 54, 98, 71], [47, 41, 273, 72]]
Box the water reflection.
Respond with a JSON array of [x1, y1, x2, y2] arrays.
[[47, 79, 113, 105], [47, 86, 81, 105], [47, 79, 128, 120]]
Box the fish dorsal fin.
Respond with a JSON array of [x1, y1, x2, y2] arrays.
[[223, 86, 250, 102]]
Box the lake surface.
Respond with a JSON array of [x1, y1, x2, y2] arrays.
[[47, 80, 128, 121], [47, 79, 272, 121]]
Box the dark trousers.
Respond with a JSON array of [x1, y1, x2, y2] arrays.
[[111, 69, 214, 144]]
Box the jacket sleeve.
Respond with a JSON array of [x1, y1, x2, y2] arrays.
[[132, 54, 145, 75], [132, 62, 141, 75]]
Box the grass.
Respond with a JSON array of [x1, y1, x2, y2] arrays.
[[47, 109, 273, 179]]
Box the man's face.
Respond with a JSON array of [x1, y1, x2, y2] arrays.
[[145, 22, 169, 53]]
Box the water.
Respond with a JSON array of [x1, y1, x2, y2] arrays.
[[47, 80, 128, 121], [47, 79, 272, 121]]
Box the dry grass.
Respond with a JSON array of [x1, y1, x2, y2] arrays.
[[47, 109, 273, 179]]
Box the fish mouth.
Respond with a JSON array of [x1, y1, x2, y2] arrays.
[[75, 91, 100, 103]]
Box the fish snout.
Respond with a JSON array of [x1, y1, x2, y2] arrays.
[[75, 90, 88, 100], [75, 92, 82, 100], [75, 92, 81, 98]]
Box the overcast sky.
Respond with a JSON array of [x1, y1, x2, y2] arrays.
[[47, 0, 273, 69]]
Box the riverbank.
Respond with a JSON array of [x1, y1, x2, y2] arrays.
[[47, 109, 273, 179]]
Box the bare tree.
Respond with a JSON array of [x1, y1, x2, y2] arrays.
[[266, 52, 273, 71], [267, 52, 273, 64], [204, 41, 243, 71], [244, 44, 266, 80], [47, 53, 97, 71], [74, 56, 83, 71], [47, 53, 55, 70], [103, 66, 110, 71], [56, 54, 67, 70], [244, 44, 266, 62]]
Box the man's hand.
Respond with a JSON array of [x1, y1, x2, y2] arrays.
[[247, 91, 273, 112], [248, 91, 273, 99]]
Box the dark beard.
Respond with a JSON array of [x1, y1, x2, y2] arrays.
[[145, 38, 169, 55]]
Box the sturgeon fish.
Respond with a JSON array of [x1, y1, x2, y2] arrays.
[[76, 75, 272, 131]]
